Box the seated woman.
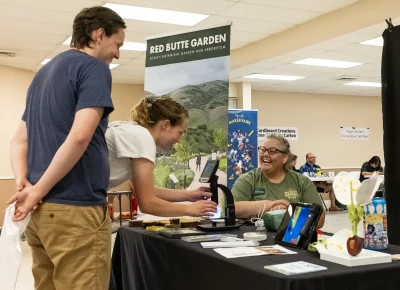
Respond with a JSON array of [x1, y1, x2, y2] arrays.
[[106, 96, 217, 217], [288, 154, 301, 173], [359, 156, 384, 182], [231, 134, 325, 229]]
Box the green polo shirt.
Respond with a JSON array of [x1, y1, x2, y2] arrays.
[[232, 168, 323, 206]]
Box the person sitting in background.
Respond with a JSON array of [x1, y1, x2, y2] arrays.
[[231, 134, 325, 229], [300, 153, 342, 211], [360, 156, 384, 182], [106, 96, 217, 217], [288, 154, 301, 173]]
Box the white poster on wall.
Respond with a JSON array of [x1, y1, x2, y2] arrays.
[[340, 127, 369, 140], [258, 126, 299, 140]]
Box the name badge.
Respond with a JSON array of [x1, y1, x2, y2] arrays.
[[253, 188, 265, 196]]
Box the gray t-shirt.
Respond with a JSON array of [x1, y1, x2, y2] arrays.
[[106, 122, 156, 188], [22, 49, 114, 206]]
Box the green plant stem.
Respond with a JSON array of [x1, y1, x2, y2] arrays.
[[349, 181, 358, 236]]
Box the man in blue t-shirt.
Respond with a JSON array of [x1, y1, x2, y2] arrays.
[[8, 7, 126, 289], [300, 153, 342, 211]]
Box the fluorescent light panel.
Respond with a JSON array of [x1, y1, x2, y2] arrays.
[[344, 81, 381, 87], [360, 37, 383, 47], [104, 3, 209, 26], [109, 64, 120, 70], [294, 58, 362, 68], [62, 37, 146, 51], [41, 59, 51, 65], [244, 74, 304, 81], [40, 58, 119, 70]]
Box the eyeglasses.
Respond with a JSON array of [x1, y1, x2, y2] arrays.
[[258, 146, 286, 156], [309, 156, 317, 159]]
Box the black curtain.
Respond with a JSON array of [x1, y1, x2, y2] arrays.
[[382, 25, 400, 245]]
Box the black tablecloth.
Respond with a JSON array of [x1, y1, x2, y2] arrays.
[[110, 226, 400, 290]]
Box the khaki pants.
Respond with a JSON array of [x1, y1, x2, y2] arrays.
[[25, 202, 111, 290]]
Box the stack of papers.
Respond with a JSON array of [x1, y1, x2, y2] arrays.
[[264, 261, 327, 275], [213, 245, 297, 259]]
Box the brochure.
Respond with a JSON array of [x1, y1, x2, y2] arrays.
[[264, 261, 327, 276]]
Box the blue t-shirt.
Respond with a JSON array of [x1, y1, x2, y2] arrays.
[[299, 163, 322, 174], [22, 50, 114, 206]]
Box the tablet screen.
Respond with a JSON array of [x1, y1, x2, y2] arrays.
[[199, 160, 219, 183], [275, 203, 322, 249], [282, 206, 311, 245]]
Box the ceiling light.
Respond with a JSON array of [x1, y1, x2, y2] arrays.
[[244, 74, 304, 81], [63, 37, 71, 45], [41, 59, 51, 65], [293, 58, 362, 68], [62, 36, 146, 51], [360, 37, 383, 47], [120, 42, 146, 51], [344, 81, 381, 87], [104, 3, 209, 26]]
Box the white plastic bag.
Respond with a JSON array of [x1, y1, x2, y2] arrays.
[[0, 203, 31, 290]]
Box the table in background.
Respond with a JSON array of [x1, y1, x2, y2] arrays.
[[309, 176, 334, 182], [110, 226, 400, 290], [107, 191, 133, 226]]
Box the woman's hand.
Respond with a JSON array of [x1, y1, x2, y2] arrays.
[[267, 199, 290, 211], [185, 187, 212, 202], [186, 200, 217, 217]]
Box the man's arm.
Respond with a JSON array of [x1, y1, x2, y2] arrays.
[[34, 107, 104, 195], [8, 107, 104, 220], [10, 121, 30, 190]]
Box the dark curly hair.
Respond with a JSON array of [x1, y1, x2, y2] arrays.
[[70, 6, 126, 49]]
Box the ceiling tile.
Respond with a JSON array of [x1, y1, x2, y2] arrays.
[[262, 65, 330, 76], [124, 57, 146, 66], [331, 32, 380, 44], [284, 48, 326, 57], [124, 19, 184, 35], [119, 50, 144, 58], [306, 41, 350, 51], [239, 0, 359, 13], [357, 22, 387, 35], [264, 54, 304, 64], [0, 4, 75, 25], [52, 45, 70, 53], [106, 0, 236, 15], [0, 0, 102, 13], [117, 63, 144, 71], [0, 39, 56, 51], [249, 61, 285, 69], [231, 30, 269, 43], [0, 62, 36, 70], [231, 41, 249, 50], [0, 18, 71, 35], [333, 43, 383, 56], [315, 51, 380, 64], [123, 31, 149, 43], [195, 15, 293, 34], [0, 30, 66, 44], [218, 3, 322, 24]]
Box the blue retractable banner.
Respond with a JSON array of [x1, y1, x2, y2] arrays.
[[227, 110, 258, 189]]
